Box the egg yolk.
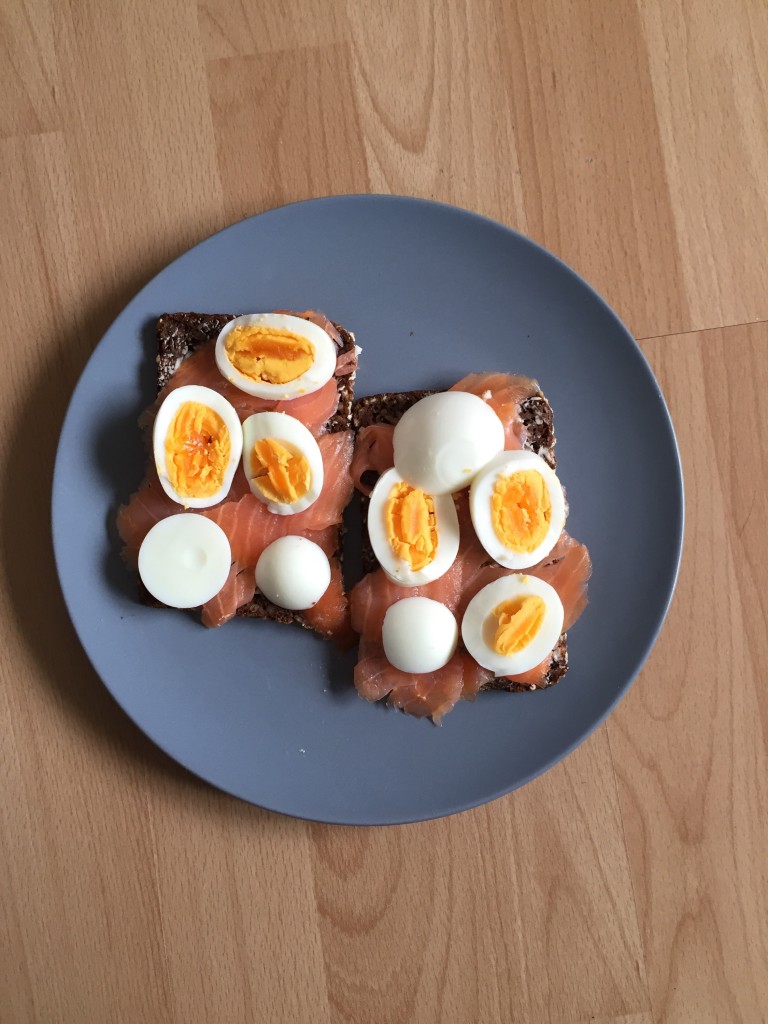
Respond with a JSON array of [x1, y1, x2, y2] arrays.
[[250, 438, 311, 504], [165, 402, 231, 498], [492, 470, 552, 553], [492, 595, 546, 655], [225, 325, 314, 384], [385, 482, 438, 571]]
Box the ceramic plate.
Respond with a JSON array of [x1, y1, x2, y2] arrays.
[[52, 196, 683, 824]]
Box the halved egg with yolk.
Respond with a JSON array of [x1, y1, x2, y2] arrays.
[[241, 411, 324, 515], [469, 450, 566, 569], [153, 385, 242, 509], [367, 467, 460, 586], [461, 574, 564, 676], [215, 313, 337, 400]]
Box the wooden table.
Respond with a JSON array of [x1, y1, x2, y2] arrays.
[[2, 2, 767, 1021]]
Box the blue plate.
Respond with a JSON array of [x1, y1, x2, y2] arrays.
[[52, 196, 683, 825]]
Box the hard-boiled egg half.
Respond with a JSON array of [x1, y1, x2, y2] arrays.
[[393, 391, 505, 495], [382, 597, 459, 673], [241, 412, 324, 515], [461, 574, 564, 676], [139, 514, 232, 608], [153, 385, 243, 508], [256, 535, 331, 611], [215, 313, 337, 399], [470, 449, 566, 569], [368, 467, 460, 586]]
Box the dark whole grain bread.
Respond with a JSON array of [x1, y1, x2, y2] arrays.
[[153, 311, 357, 636], [352, 379, 568, 692]]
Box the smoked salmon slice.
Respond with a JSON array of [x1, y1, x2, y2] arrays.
[[350, 502, 590, 716], [351, 515, 588, 626], [152, 341, 340, 436], [530, 533, 591, 631], [152, 308, 351, 435], [198, 526, 352, 637], [199, 432, 352, 565], [302, 559, 352, 644], [354, 638, 466, 723], [116, 467, 180, 567], [275, 308, 343, 348], [201, 562, 255, 628], [350, 423, 394, 496], [450, 372, 539, 450], [349, 374, 542, 498], [119, 431, 353, 589]]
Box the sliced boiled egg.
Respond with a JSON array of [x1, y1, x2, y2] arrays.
[[153, 385, 243, 509], [215, 313, 337, 399], [470, 449, 566, 569], [138, 514, 232, 608], [367, 467, 460, 586], [382, 597, 459, 674], [393, 391, 505, 495], [241, 412, 324, 515], [461, 574, 564, 676], [255, 535, 331, 610]]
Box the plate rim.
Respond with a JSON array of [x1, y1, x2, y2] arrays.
[[51, 194, 685, 825]]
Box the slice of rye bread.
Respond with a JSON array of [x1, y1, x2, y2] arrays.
[[152, 312, 357, 633], [351, 384, 568, 692]]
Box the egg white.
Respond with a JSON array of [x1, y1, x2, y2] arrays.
[[382, 597, 459, 674], [469, 449, 566, 569], [367, 468, 460, 586], [138, 514, 232, 609], [461, 574, 564, 676], [215, 313, 337, 399], [255, 536, 331, 610], [392, 391, 505, 495], [241, 411, 324, 515], [153, 385, 243, 509]]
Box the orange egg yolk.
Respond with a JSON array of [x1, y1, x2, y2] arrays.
[[165, 401, 231, 499], [250, 438, 311, 504], [385, 482, 438, 571], [492, 470, 551, 553], [492, 595, 546, 655], [225, 325, 314, 384]]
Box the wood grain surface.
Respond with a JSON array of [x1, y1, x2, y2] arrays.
[[2, 2, 767, 1022]]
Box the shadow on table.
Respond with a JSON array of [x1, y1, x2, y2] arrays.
[[0, 278, 295, 834]]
